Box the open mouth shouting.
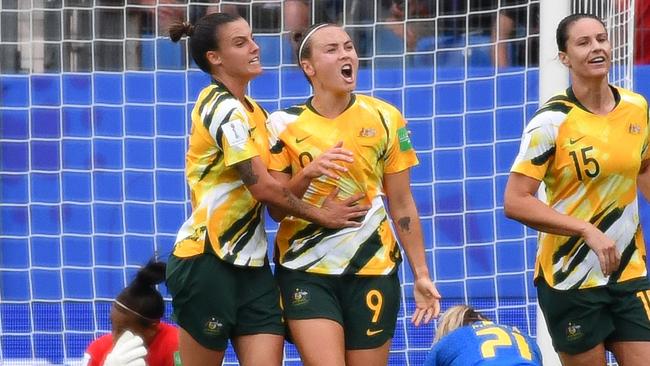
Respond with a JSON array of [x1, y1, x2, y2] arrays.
[[341, 63, 354, 82]]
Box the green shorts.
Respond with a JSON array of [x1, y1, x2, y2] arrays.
[[166, 253, 284, 351], [276, 266, 400, 350], [537, 277, 650, 355]]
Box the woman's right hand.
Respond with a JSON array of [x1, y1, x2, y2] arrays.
[[318, 188, 370, 228], [582, 223, 620, 276], [302, 141, 353, 180]]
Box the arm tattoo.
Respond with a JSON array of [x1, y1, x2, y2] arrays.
[[235, 159, 259, 186], [281, 187, 311, 217], [397, 216, 411, 233]]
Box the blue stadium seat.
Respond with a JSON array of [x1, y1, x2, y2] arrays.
[[31, 237, 61, 268], [404, 86, 433, 118], [465, 211, 494, 243], [435, 83, 463, 114], [465, 178, 493, 210], [435, 248, 464, 280], [125, 203, 155, 234], [63, 74, 92, 105], [94, 73, 123, 105], [155, 137, 184, 169], [280, 67, 310, 96], [124, 171, 154, 201], [250, 69, 280, 99], [1, 76, 29, 107], [30, 205, 61, 235], [1, 109, 28, 139], [94, 268, 126, 298], [63, 270, 94, 300], [62, 204, 92, 234], [434, 215, 463, 247], [496, 240, 526, 273], [156, 171, 186, 201], [408, 119, 432, 150], [465, 112, 494, 144], [31, 108, 61, 138], [157, 105, 186, 136], [156, 38, 184, 70], [1, 271, 30, 301], [466, 245, 495, 276], [94, 171, 123, 202], [94, 106, 123, 137], [1, 206, 28, 236], [31, 141, 60, 171], [63, 107, 92, 137], [125, 72, 155, 103], [32, 269, 63, 300], [125, 106, 155, 136], [497, 209, 525, 240], [92, 139, 122, 170], [33, 303, 63, 332], [466, 79, 495, 111], [31, 75, 61, 106], [1, 174, 28, 204], [62, 236, 92, 266], [125, 235, 155, 265], [187, 70, 211, 100], [34, 334, 64, 364], [496, 107, 524, 140], [2, 142, 28, 172], [156, 71, 186, 103], [155, 203, 185, 234], [62, 172, 91, 202], [411, 152, 432, 184], [434, 116, 462, 148], [256, 35, 281, 66], [93, 204, 124, 234], [466, 145, 494, 177], [0, 239, 28, 269], [434, 182, 463, 214]]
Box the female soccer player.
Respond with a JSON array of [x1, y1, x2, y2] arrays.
[[505, 13, 650, 366], [424, 305, 542, 365], [83, 261, 178, 366], [166, 14, 368, 366], [266, 23, 441, 366]]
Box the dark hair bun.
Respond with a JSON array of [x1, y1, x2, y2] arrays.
[[132, 260, 166, 288], [169, 20, 195, 42]]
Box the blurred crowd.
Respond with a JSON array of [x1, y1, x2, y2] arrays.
[[0, 0, 648, 73]]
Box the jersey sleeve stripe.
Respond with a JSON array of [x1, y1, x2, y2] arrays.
[[212, 108, 236, 150]]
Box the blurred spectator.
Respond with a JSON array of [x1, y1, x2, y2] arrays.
[[376, 0, 432, 55], [635, 0, 650, 64], [414, 0, 537, 68], [283, 0, 311, 63]]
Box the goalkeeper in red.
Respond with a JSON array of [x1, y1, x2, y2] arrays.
[[266, 23, 440, 366], [505, 13, 650, 365]]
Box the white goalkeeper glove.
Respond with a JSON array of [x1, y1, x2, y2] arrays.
[[103, 330, 148, 366]]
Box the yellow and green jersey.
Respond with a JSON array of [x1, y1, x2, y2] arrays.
[[266, 94, 418, 275], [172, 80, 271, 267], [511, 86, 650, 289]]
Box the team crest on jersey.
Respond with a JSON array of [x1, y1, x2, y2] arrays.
[[203, 316, 224, 336], [359, 127, 376, 138], [292, 288, 310, 306], [566, 321, 583, 341], [629, 123, 641, 134]]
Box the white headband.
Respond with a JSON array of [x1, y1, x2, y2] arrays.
[[297, 23, 331, 63], [114, 300, 158, 323]]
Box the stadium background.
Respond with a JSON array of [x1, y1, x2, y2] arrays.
[[0, 0, 648, 365]]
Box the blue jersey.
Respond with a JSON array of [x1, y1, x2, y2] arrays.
[[424, 321, 543, 366]]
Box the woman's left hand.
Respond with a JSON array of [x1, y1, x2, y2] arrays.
[[411, 277, 441, 326]]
